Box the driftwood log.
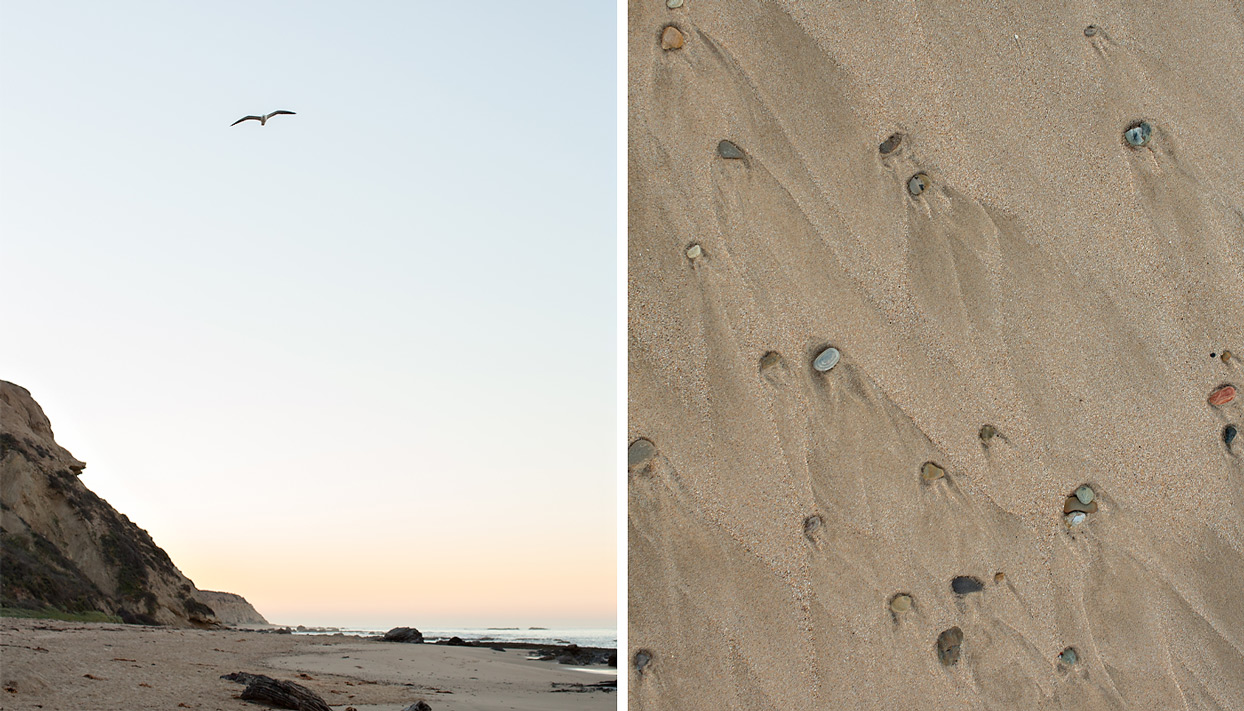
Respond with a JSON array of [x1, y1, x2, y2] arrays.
[[222, 672, 331, 711]]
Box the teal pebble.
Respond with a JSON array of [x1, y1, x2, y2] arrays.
[[1059, 647, 1078, 665], [1124, 122, 1152, 147]]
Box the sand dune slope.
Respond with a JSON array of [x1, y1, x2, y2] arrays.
[[628, 1, 1244, 708]]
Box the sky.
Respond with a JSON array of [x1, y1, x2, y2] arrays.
[[0, 2, 616, 628]]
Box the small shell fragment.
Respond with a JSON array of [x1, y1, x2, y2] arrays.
[[907, 172, 930, 196], [803, 514, 822, 537], [1065, 512, 1087, 527], [920, 461, 945, 481], [1209, 385, 1236, 406], [812, 347, 841, 372]]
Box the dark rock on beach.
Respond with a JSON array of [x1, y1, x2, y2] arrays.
[[382, 627, 424, 643], [530, 642, 615, 666]]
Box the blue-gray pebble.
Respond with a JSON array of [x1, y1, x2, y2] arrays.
[[812, 347, 841, 372], [951, 576, 984, 594], [1125, 122, 1152, 147], [717, 140, 744, 159]]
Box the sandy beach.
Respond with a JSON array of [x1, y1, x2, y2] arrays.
[[628, 0, 1243, 708], [0, 618, 615, 711]]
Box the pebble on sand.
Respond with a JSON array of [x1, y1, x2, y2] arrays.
[[937, 627, 964, 666], [1063, 497, 1098, 514], [667, 0, 684, 7], [994, 572, 1005, 583], [1208, 385, 1236, 406], [685, 244, 702, 259], [890, 594, 913, 613], [812, 347, 841, 372], [920, 461, 946, 481], [951, 576, 984, 595], [717, 140, 745, 159], [1225, 425, 1238, 446], [1075, 485, 1095, 505], [1223, 350, 1234, 364], [1065, 511, 1087, 527], [907, 172, 930, 196], [1058, 647, 1078, 665], [1124, 121, 1153, 147], [879, 133, 903, 155], [979, 424, 998, 442], [628, 438, 657, 469], [634, 650, 653, 673], [660, 26, 684, 50], [1084, 25, 1099, 37]]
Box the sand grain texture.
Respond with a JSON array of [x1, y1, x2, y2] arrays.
[[628, 1, 1244, 708]]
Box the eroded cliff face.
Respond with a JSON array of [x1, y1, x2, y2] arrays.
[[194, 590, 268, 626], [1, 381, 218, 627]]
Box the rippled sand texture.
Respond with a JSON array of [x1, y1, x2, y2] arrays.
[[627, 1, 1244, 709]]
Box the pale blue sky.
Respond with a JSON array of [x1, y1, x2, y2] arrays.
[[1, 1, 616, 627]]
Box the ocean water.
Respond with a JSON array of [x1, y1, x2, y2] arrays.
[[289, 626, 617, 649]]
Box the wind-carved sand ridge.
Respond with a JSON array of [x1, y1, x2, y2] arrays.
[[629, 1, 1243, 708]]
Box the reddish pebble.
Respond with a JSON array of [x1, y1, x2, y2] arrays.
[[1208, 385, 1236, 406]]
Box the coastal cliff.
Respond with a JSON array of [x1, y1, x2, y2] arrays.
[[0, 380, 254, 627], [194, 590, 268, 625]]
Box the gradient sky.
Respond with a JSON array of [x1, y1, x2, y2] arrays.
[[0, 2, 616, 628]]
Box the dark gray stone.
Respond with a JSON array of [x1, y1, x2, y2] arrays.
[[717, 140, 744, 159], [951, 576, 984, 595]]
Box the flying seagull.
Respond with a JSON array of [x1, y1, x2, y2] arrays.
[[231, 110, 296, 127]]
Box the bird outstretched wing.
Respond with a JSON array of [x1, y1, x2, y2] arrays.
[[231, 115, 262, 126], [265, 110, 296, 119]]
